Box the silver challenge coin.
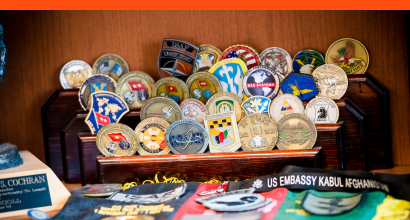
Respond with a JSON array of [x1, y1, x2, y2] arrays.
[[259, 47, 293, 76], [60, 60, 92, 89], [305, 97, 339, 124], [269, 94, 305, 123], [203, 194, 267, 212], [242, 65, 280, 99], [165, 119, 209, 154]]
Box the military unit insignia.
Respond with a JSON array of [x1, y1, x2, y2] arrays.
[[238, 113, 278, 151], [292, 49, 325, 74], [96, 123, 138, 157], [243, 65, 280, 99], [186, 72, 222, 104], [165, 119, 209, 154], [92, 54, 129, 82], [78, 74, 117, 111], [180, 99, 208, 125], [206, 92, 244, 122], [221, 45, 261, 70], [158, 38, 198, 81], [312, 64, 348, 99], [209, 58, 248, 100], [193, 44, 222, 73], [140, 97, 182, 124], [60, 60, 92, 89], [204, 112, 241, 153], [85, 91, 129, 134], [305, 97, 339, 124], [241, 96, 271, 117], [276, 113, 317, 150], [153, 77, 188, 104], [269, 94, 304, 123], [280, 73, 318, 102], [259, 47, 293, 76], [135, 117, 170, 155], [115, 71, 154, 109]]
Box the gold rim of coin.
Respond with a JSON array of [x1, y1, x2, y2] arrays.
[[152, 77, 189, 103], [238, 113, 278, 151], [135, 117, 170, 155], [276, 113, 317, 150], [186, 71, 222, 102], [115, 71, 154, 109], [78, 74, 117, 111], [205, 92, 245, 122], [325, 38, 369, 75], [140, 97, 182, 124], [304, 97, 339, 124], [312, 64, 348, 99], [96, 123, 138, 157], [92, 54, 129, 82]]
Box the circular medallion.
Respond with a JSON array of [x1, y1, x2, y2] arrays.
[[243, 65, 280, 99], [238, 113, 278, 151], [305, 97, 339, 124], [270, 94, 305, 123], [312, 64, 348, 99], [325, 38, 369, 75], [193, 44, 223, 73], [165, 119, 209, 154], [140, 97, 182, 124], [115, 71, 154, 109], [60, 60, 92, 89], [221, 45, 261, 69], [92, 54, 129, 82], [292, 50, 325, 74], [186, 72, 222, 104], [203, 194, 266, 212], [276, 113, 317, 150], [259, 47, 293, 76], [28, 210, 49, 220], [96, 123, 138, 157], [153, 77, 189, 104], [205, 92, 244, 122], [208, 58, 248, 100], [78, 74, 117, 111], [135, 117, 170, 155], [180, 99, 208, 125]]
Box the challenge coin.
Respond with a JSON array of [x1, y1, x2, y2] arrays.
[[180, 99, 208, 125], [205, 92, 244, 122], [165, 119, 209, 154], [208, 58, 247, 100], [28, 210, 49, 220], [203, 194, 266, 212], [280, 73, 318, 102], [158, 38, 198, 81], [276, 113, 317, 150], [325, 38, 369, 75], [60, 60, 92, 89], [238, 113, 278, 151], [96, 123, 138, 157], [140, 97, 182, 125], [292, 49, 325, 74], [92, 54, 129, 82], [241, 96, 271, 117], [312, 64, 348, 99], [243, 65, 280, 99], [135, 117, 170, 155], [305, 97, 339, 124], [259, 47, 293, 76], [221, 45, 261, 69], [85, 91, 129, 134], [115, 71, 154, 109], [152, 77, 189, 104], [193, 44, 222, 73], [204, 112, 241, 153], [186, 72, 222, 104], [269, 94, 304, 123], [78, 74, 117, 111]]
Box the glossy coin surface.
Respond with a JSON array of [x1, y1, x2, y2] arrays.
[[312, 64, 348, 99], [153, 77, 188, 104], [241, 96, 271, 117], [92, 54, 129, 82], [165, 119, 209, 154], [180, 99, 208, 125], [27, 210, 49, 220], [276, 113, 317, 150], [78, 74, 116, 111], [238, 113, 278, 151], [206, 92, 244, 122], [280, 73, 318, 102], [193, 44, 222, 73], [115, 71, 154, 109], [325, 38, 369, 75], [96, 123, 138, 157], [186, 72, 222, 104], [221, 45, 261, 69], [292, 50, 325, 74], [243, 65, 280, 99], [135, 117, 170, 155], [203, 194, 265, 212], [270, 94, 304, 123], [209, 58, 247, 100], [305, 97, 339, 124], [140, 97, 182, 124], [259, 47, 293, 76], [60, 60, 92, 89], [204, 112, 241, 153]]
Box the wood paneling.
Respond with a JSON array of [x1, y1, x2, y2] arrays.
[[0, 11, 408, 165]]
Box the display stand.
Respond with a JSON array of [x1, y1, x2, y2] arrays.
[[0, 151, 70, 218], [78, 132, 98, 185]]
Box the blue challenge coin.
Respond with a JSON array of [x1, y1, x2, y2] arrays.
[[28, 210, 50, 220], [204, 90, 213, 99], [170, 95, 180, 103], [280, 73, 318, 102], [119, 140, 130, 150], [138, 90, 148, 102]]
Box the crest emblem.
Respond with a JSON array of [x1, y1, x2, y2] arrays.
[[314, 104, 330, 123], [204, 112, 241, 153], [241, 96, 271, 117], [162, 107, 172, 119], [193, 45, 222, 73], [215, 99, 235, 114], [91, 82, 107, 93], [138, 90, 148, 102], [85, 91, 129, 134], [252, 179, 263, 189], [123, 91, 135, 104], [281, 99, 294, 114]]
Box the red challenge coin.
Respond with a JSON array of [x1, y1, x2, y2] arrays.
[[221, 45, 261, 69]]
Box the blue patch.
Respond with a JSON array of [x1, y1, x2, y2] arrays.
[[119, 140, 130, 150], [281, 73, 318, 101], [204, 90, 213, 99], [138, 90, 148, 102], [241, 96, 271, 117], [170, 95, 180, 103], [292, 50, 325, 74], [193, 89, 202, 99], [211, 61, 245, 99], [91, 82, 107, 93]]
